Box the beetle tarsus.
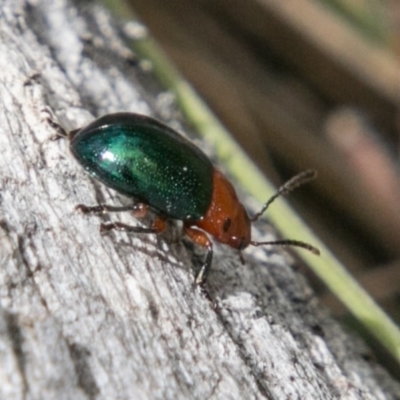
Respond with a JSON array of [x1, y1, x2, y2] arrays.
[[184, 226, 214, 285], [194, 247, 213, 286]]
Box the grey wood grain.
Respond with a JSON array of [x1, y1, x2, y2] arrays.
[[0, 0, 399, 399]]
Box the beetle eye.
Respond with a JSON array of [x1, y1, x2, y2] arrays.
[[223, 218, 231, 232]]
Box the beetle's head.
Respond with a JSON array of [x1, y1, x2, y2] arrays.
[[194, 168, 320, 260], [195, 169, 251, 249]]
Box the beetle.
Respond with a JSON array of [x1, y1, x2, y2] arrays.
[[67, 112, 319, 285]]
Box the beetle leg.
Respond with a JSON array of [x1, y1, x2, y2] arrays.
[[184, 226, 213, 286], [40, 108, 68, 139], [100, 215, 166, 235], [76, 202, 148, 217]]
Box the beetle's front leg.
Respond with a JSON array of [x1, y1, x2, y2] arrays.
[[184, 226, 213, 286]]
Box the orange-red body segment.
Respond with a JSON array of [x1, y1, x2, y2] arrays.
[[190, 169, 251, 249]]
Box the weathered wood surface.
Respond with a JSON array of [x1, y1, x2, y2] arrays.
[[0, 0, 399, 399]]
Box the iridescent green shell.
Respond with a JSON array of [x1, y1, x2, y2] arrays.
[[70, 113, 213, 220]]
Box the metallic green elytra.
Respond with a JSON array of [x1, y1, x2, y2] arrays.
[[69, 113, 214, 220]]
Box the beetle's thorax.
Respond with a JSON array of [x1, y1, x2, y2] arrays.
[[194, 169, 251, 249]]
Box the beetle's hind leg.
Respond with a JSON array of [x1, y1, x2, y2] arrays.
[[77, 202, 165, 234], [100, 215, 167, 235]]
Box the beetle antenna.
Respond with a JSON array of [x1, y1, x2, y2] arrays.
[[250, 239, 320, 255], [251, 170, 317, 222]]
